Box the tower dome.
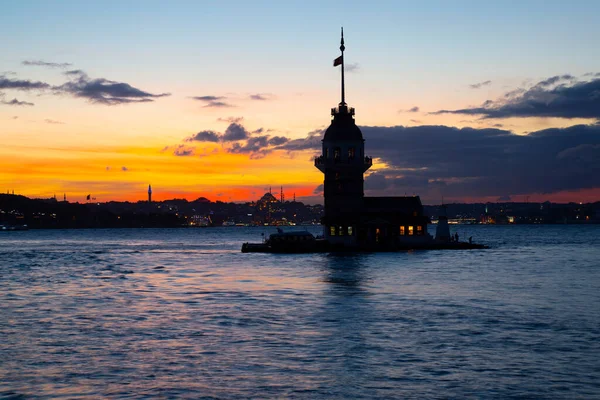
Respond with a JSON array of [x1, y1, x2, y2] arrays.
[[323, 105, 364, 142]]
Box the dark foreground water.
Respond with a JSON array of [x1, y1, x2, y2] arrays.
[[1, 225, 600, 399]]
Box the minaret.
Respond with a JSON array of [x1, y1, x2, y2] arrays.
[[315, 29, 372, 245], [148, 184, 152, 203]]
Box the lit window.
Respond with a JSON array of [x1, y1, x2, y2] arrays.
[[399, 226, 405, 235], [417, 226, 423, 235], [330, 226, 336, 236], [408, 226, 414, 235], [348, 226, 353, 235], [338, 226, 344, 236]]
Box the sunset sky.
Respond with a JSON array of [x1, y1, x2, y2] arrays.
[[2, 1, 600, 204]]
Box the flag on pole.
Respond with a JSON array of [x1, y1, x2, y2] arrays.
[[333, 55, 343, 67]]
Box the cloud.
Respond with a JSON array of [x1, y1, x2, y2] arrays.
[[204, 101, 233, 108], [313, 184, 324, 195], [222, 123, 249, 141], [276, 129, 323, 151], [434, 75, 600, 120], [1, 98, 34, 106], [357, 123, 600, 201], [187, 130, 220, 142], [268, 136, 289, 146], [229, 135, 272, 158], [191, 95, 234, 108], [22, 60, 72, 69], [173, 145, 195, 156], [217, 116, 243, 123], [44, 119, 64, 124], [267, 121, 600, 200], [249, 93, 274, 101], [399, 106, 419, 113], [57, 71, 170, 105], [469, 80, 492, 89], [345, 63, 360, 73], [191, 95, 225, 101], [178, 122, 292, 158], [64, 69, 85, 76], [0, 76, 50, 91]]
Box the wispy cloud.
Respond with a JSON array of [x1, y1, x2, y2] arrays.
[[0, 76, 50, 91], [399, 106, 419, 113], [44, 119, 64, 124], [249, 93, 274, 101], [191, 95, 234, 108], [469, 80, 492, 89], [1, 98, 34, 106], [191, 95, 225, 101], [173, 145, 195, 156], [217, 116, 243, 123], [22, 60, 72, 69], [345, 63, 360, 73], [204, 101, 233, 108]]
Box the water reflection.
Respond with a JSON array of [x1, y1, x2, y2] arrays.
[[314, 254, 380, 392], [320, 253, 370, 294]]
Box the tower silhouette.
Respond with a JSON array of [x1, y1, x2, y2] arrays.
[[315, 28, 372, 245], [148, 184, 152, 203]]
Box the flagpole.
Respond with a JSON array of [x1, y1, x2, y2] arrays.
[[340, 27, 345, 106]]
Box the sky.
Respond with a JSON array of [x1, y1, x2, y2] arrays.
[[1, 0, 600, 204]]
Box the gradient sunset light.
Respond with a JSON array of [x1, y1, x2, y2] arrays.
[[2, 1, 600, 204]]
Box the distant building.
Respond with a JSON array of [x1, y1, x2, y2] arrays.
[[148, 184, 152, 203], [315, 30, 430, 248]]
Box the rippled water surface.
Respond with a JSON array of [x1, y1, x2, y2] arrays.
[[1, 226, 600, 398]]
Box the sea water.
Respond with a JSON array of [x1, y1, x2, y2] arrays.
[[1, 225, 599, 398]]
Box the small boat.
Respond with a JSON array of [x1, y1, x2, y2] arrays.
[[242, 229, 323, 253]]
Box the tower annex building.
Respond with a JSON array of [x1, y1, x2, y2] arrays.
[[314, 29, 431, 248]]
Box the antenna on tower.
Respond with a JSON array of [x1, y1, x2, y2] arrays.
[[340, 27, 346, 105]]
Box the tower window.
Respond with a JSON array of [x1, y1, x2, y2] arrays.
[[348, 226, 353, 235], [348, 147, 355, 160], [417, 226, 423, 235], [338, 226, 344, 236], [330, 226, 336, 236], [408, 226, 414, 236], [325, 148, 329, 158], [400, 226, 405, 235], [334, 147, 341, 162]]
